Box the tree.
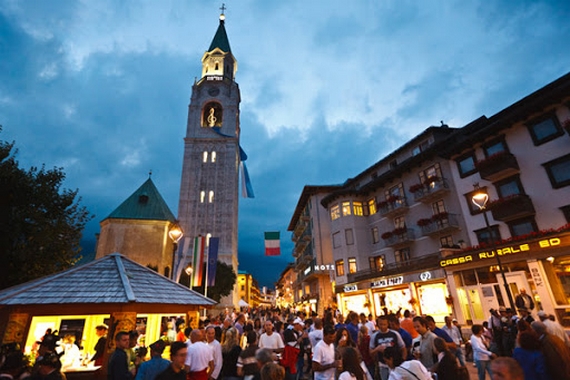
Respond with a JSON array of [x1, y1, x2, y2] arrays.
[[0, 128, 93, 289], [179, 260, 236, 302]]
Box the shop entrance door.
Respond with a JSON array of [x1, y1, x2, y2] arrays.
[[496, 271, 531, 309], [464, 286, 486, 324]]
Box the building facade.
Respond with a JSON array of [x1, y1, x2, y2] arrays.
[[176, 13, 241, 307], [288, 186, 338, 316], [291, 72, 570, 327]]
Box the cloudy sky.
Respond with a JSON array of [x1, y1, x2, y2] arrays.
[[1, 0, 569, 288]]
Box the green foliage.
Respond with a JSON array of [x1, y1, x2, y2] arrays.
[[179, 260, 236, 302], [0, 128, 93, 289]]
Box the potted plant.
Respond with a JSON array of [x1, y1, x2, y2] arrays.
[[386, 195, 400, 203], [475, 151, 510, 169], [409, 183, 423, 193], [393, 227, 407, 236], [416, 218, 432, 227], [431, 211, 449, 221], [381, 231, 393, 240]]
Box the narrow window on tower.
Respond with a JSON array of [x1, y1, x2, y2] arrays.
[[211, 151, 217, 163], [209, 191, 214, 203], [203, 151, 208, 163], [200, 191, 206, 203], [206, 233, 212, 246]]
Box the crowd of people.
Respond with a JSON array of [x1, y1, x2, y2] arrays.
[[2, 301, 570, 380]]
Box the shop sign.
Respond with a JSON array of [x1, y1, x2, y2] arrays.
[[371, 276, 403, 288], [440, 236, 566, 268], [419, 272, 432, 281], [304, 264, 335, 276], [344, 284, 358, 292]]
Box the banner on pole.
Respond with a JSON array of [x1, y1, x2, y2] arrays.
[[192, 236, 206, 287], [206, 237, 219, 287], [264, 231, 281, 256]]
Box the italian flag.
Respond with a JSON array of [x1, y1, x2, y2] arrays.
[[264, 232, 281, 256]]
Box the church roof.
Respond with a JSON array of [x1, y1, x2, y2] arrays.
[[105, 178, 175, 222], [0, 253, 216, 306], [208, 18, 232, 53]]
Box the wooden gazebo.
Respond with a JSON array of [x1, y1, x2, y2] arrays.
[[0, 253, 216, 377]]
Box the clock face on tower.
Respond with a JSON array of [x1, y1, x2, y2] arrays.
[[208, 87, 220, 97]]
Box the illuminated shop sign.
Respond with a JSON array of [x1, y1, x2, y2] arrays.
[[440, 236, 566, 268], [419, 272, 432, 281], [344, 284, 358, 292], [370, 276, 403, 288], [304, 264, 335, 275]]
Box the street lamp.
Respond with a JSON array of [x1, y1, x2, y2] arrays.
[[471, 184, 516, 311], [185, 265, 193, 289], [169, 221, 184, 280]]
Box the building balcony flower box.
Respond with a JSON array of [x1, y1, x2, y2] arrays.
[[413, 177, 450, 203], [379, 197, 409, 217], [384, 228, 416, 247], [420, 213, 460, 236], [488, 194, 535, 222], [476, 151, 520, 181]]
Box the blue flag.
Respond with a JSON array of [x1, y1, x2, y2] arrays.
[[206, 237, 220, 287]]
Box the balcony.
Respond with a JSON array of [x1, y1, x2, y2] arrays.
[[293, 220, 308, 239], [476, 152, 519, 182], [420, 213, 461, 236], [489, 194, 535, 222], [347, 252, 442, 283], [412, 178, 450, 203], [379, 198, 409, 217], [383, 228, 416, 247]]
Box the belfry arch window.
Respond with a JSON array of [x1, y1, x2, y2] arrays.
[[202, 102, 223, 128], [208, 191, 214, 203], [200, 191, 206, 203], [211, 151, 217, 163], [203, 151, 208, 163]]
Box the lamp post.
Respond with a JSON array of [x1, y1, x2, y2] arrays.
[[168, 221, 184, 280], [185, 265, 193, 290], [472, 185, 516, 311]]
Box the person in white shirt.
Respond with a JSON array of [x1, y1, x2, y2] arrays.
[[312, 325, 339, 380], [441, 316, 465, 366], [338, 346, 365, 380], [205, 326, 222, 380], [309, 318, 324, 350], [470, 324, 496, 380], [259, 320, 285, 354], [537, 310, 570, 348], [185, 329, 214, 380]]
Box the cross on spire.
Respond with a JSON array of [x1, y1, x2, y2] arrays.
[[220, 3, 226, 15]]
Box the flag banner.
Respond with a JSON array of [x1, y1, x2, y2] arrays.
[[192, 236, 206, 287], [206, 237, 219, 287], [240, 161, 255, 198], [264, 231, 281, 256]]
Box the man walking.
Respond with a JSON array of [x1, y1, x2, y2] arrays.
[[311, 325, 339, 380], [185, 330, 214, 380], [108, 331, 135, 380], [441, 316, 465, 366], [370, 315, 406, 380]]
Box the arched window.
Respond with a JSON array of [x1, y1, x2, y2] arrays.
[[203, 151, 208, 163], [211, 151, 217, 163], [208, 191, 214, 203], [200, 191, 206, 203]]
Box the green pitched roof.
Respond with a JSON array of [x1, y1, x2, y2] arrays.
[[208, 19, 232, 53], [106, 178, 176, 221]]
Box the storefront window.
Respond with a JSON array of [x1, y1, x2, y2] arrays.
[[542, 255, 570, 306], [476, 268, 497, 284], [462, 270, 477, 286]]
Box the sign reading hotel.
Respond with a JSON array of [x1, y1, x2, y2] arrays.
[[440, 235, 567, 268], [371, 276, 404, 288]]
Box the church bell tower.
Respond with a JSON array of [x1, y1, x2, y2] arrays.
[[177, 10, 241, 307]]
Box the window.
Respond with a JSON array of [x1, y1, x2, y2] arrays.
[[508, 217, 538, 237], [332, 232, 342, 248], [527, 115, 564, 145], [495, 175, 523, 198], [394, 216, 406, 229], [543, 153, 570, 189], [211, 151, 217, 162], [385, 183, 405, 204], [394, 248, 410, 264], [432, 200, 446, 215], [440, 235, 454, 248], [412, 140, 430, 156], [368, 198, 377, 215], [389, 160, 398, 169], [200, 191, 206, 203], [345, 229, 354, 245], [475, 225, 501, 245], [353, 202, 364, 216], [241, 285, 245, 291], [342, 202, 352, 216], [483, 137, 508, 157], [330, 205, 340, 220], [456, 152, 477, 177], [208, 191, 214, 203], [561, 205, 570, 223], [203, 151, 208, 163], [335, 259, 345, 276], [419, 163, 442, 184], [348, 257, 357, 274], [369, 255, 385, 271], [371, 227, 380, 244]]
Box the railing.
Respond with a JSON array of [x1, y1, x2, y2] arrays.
[[347, 252, 442, 282], [383, 228, 416, 247], [420, 213, 461, 236], [413, 178, 450, 202], [379, 198, 409, 217]]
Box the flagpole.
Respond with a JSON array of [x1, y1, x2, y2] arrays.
[[203, 240, 209, 318]]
